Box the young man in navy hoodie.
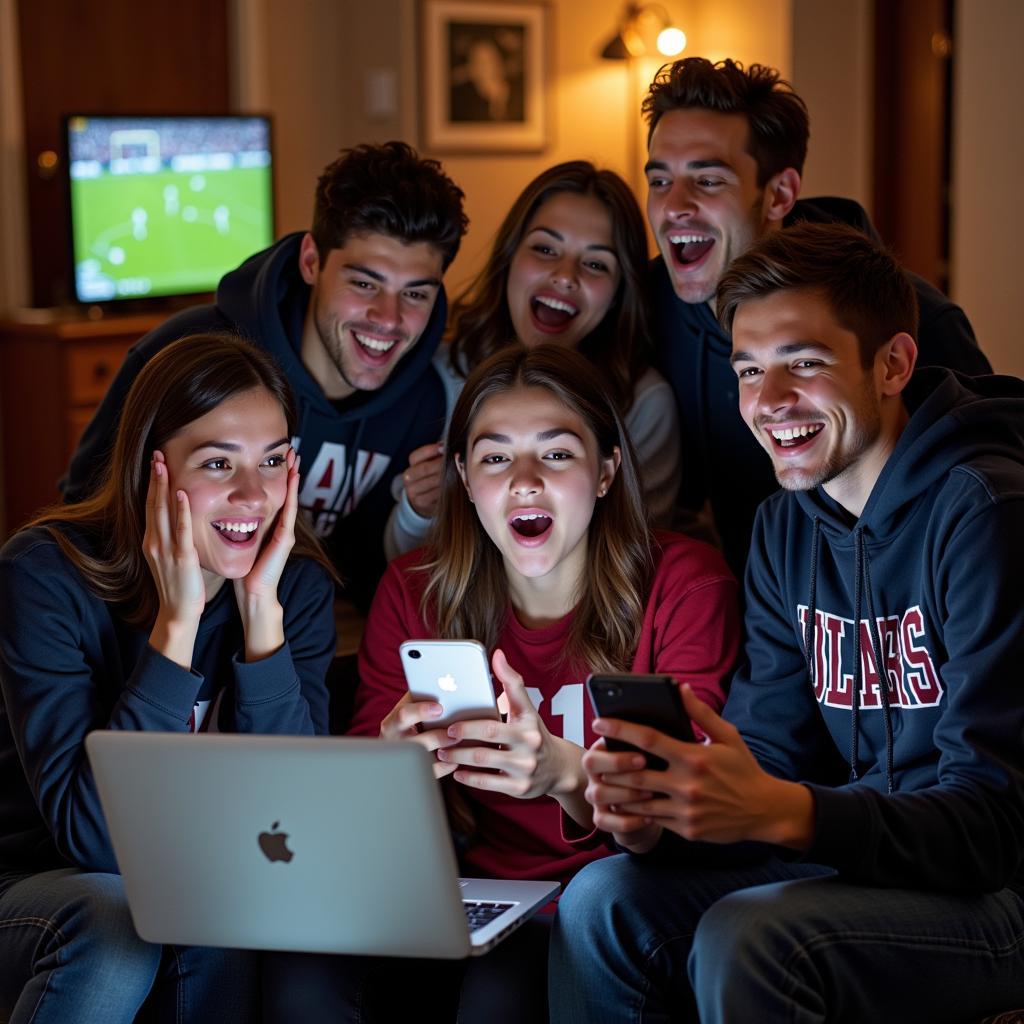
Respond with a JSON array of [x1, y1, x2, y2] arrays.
[[549, 223, 1024, 1022], [62, 141, 467, 609], [644, 57, 991, 578]]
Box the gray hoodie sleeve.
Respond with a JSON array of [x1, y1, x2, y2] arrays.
[[624, 367, 682, 529]]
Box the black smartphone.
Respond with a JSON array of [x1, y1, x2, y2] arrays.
[[586, 674, 695, 770]]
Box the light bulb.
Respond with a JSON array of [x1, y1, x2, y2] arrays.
[[657, 27, 686, 57]]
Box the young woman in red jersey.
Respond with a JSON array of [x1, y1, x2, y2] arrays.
[[266, 344, 740, 1023]]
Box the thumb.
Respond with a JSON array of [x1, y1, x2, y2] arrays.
[[681, 684, 734, 745], [492, 648, 533, 718]]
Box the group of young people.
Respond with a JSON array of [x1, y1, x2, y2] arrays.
[[1, 55, 1021, 1024]]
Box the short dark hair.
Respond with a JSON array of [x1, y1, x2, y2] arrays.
[[716, 222, 919, 366], [642, 57, 809, 185], [311, 141, 468, 269]]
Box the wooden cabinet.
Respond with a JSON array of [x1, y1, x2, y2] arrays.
[[0, 312, 161, 536]]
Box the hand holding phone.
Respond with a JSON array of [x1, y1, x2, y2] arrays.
[[586, 674, 694, 770], [400, 640, 500, 730]]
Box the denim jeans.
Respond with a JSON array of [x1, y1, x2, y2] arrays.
[[263, 913, 553, 1023], [548, 853, 1024, 1024], [0, 868, 259, 1024]]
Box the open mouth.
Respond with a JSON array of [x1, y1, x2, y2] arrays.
[[530, 295, 578, 331], [212, 519, 260, 544], [509, 511, 553, 540], [769, 424, 825, 449], [668, 233, 714, 267], [353, 330, 401, 363]]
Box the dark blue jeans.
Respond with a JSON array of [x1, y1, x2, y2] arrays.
[[548, 853, 1024, 1023], [0, 868, 259, 1024], [263, 913, 553, 1023]]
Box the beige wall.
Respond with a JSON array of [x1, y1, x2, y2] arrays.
[[0, 0, 1016, 381], [416, 0, 793, 295], [242, 0, 793, 295], [951, 0, 1021, 378], [790, 0, 872, 209]]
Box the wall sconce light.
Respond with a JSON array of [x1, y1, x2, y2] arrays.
[[600, 3, 687, 60]]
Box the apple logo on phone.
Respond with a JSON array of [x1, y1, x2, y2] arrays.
[[258, 821, 294, 863], [438, 673, 458, 692]]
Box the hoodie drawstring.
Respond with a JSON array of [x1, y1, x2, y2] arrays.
[[861, 547, 895, 793], [849, 531, 865, 782], [803, 516, 821, 690], [805, 520, 895, 794], [337, 419, 368, 518]]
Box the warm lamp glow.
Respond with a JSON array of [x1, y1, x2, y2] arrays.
[[657, 26, 686, 56], [599, 3, 686, 61]]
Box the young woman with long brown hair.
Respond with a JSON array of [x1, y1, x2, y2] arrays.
[[386, 161, 682, 557], [268, 345, 737, 1022], [0, 333, 337, 1023]]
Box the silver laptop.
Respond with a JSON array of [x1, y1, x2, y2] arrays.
[[85, 732, 559, 958]]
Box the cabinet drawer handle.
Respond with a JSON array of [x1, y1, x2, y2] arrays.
[[93, 361, 111, 381]]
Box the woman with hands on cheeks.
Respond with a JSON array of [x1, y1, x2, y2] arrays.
[[0, 333, 337, 1024], [265, 345, 739, 1024]]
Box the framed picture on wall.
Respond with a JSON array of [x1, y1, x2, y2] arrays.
[[420, 0, 549, 153]]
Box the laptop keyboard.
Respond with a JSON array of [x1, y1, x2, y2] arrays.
[[463, 900, 515, 932]]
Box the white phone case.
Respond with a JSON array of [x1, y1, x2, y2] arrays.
[[399, 640, 499, 729]]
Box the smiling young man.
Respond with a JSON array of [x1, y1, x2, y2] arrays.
[[548, 223, 1024, 1023], [63, 142, 468, 607], [644, 57, 991, 578]]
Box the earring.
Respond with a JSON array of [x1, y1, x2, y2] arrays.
[[598, 486, 607, 497]]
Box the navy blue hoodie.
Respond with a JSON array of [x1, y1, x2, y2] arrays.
[[62, 233, 449, 608], [0, 527, 336, 875], [727, 369, 1024, 893], [653, 196, 992, 580]]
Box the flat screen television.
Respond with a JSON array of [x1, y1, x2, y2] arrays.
[[64, 114, 275, 304]]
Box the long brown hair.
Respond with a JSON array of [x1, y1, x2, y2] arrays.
[[447, 161, 651, 414], [25, 332, 338, 626], [421, 345, 654, 673]]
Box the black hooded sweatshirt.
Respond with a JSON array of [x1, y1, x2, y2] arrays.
[[62, 232, 448, 608], [652, 196, 993, 580], [727, 369, 1024, 893]]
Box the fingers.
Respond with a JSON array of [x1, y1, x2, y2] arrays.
[[593, 716, 684, 765], [437, 739, 535, 779], [681, 684, 737, 745], [407, 442, 445, 467], [145, 450, 162, 515], [380, 692, 449, 740], [491, 648, 533, 719], [432, 759, 459, 780], [403, 452, 444, 488], [585, 775, 656, 808], [174, 488, 194, 554], [582, 741, 647, 778], [403, 448, 445, 518], [146, 451, 171, 543], [592, 804, 654, 835], [278, 449, 300, 539]]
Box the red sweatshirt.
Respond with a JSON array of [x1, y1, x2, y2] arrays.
[[349, 531, 740, 887]]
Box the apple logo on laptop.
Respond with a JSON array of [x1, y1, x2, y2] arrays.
[[258, 822, 294, 863], [438, 673, 458, 692]]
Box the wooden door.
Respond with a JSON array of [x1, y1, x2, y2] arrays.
[[872, 0, 954, 291]]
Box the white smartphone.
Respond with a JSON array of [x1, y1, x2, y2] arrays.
[[399, 639, 500, 729]]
